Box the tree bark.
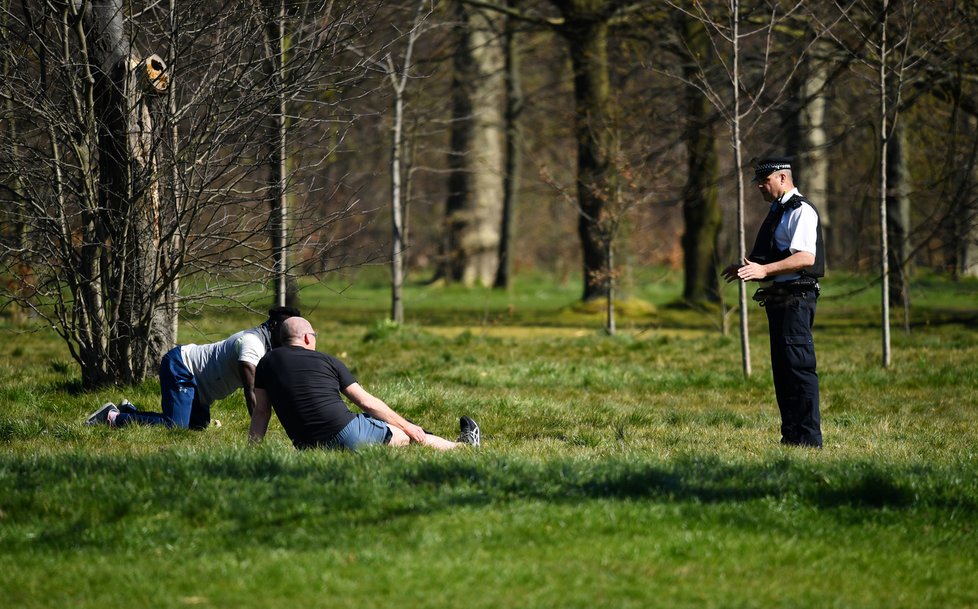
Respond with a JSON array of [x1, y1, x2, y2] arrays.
[[90, 0, 159, 383], [560, 14, 613, 302], [264, 0, 298, 309], [1, 0, 28, 326], [74, 0, 171, 384], [166, 0, 181, 344], [680, 17, 721, 305], [494, 4, 522, 290], [390, 73, 406, 324], [732, 0, 752, 377], [441, 1, 506, 287], [886, 119, 911, 313], [879, 0, 892, 368], [960, 114, 978, 278], [794, 39, 832, 264]]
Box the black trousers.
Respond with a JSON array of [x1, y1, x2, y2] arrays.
[[764, 288, 822, 447]]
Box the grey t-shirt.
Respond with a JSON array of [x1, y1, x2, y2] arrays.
[[179, 325, 271, 406]]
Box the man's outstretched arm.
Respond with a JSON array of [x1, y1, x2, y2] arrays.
[[249, 388, 273, 443], [342, 382, 426, 444], [239, 361, 258, 415]]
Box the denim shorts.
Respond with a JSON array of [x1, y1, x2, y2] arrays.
[[332, 414, 392, 450]]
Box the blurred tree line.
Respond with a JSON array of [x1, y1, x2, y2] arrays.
[[1, 0, 977, 386]]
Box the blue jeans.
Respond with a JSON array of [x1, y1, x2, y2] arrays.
[[113, 347, 211, 430]]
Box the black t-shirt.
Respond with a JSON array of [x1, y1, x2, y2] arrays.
[[254, 346, 358, 448]]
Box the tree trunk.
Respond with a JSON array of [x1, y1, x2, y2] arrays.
[[879, 0, 892, 368], [886, 119, 911, 317], [90, 0, 133, 384], [91, 0, 172, 383], [265, 0, 297, 309], [606, 238, 615, 334], [562, 16, 613, 302], [795, 40, 832, 265], [1, 0, 28, 326], [167, 0, 181, 344], [680, 17, 721, 305], [391, 84, 406, 324], [494, 4, 523, 290], [960, 115, 978, 278], [732, 0, 752, 377], [440, 1, 506, 287], [70, 0, 171, 385]]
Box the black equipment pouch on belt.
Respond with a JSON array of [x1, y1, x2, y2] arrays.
[[752, 281, 819, 308]]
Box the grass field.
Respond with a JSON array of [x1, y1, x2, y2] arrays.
[[1, 269, 977, 608]]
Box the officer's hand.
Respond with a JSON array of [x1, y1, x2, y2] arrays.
[[736, 258, 768, 281], [721, 263, 742, 282]]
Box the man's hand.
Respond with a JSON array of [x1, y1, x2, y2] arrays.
[[722, 259, 768, 282], [401, 422, 427, 445], [343, 382, 428, 445], [733, 258, 768, 282], [721, 262, 742, 282], [726, 251, 815, 283]]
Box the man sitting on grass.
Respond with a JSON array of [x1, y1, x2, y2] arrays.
[[248, 316, 480, 450], [86, 306, 300, 430]]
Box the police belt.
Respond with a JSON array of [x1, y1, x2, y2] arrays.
[[752, 280, 819, 306]]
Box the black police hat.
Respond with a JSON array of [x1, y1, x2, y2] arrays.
[[751, 156, 793, 182]]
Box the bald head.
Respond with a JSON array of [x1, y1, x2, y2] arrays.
[[280, 316, 316, 349]]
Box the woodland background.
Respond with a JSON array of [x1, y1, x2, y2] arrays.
[[2, 0, 978, 386]]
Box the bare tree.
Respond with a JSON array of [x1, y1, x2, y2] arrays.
[[464, 0, 657, 302], [729, 0, 752, 376], [262, 0, 292, 308], [0, 0, 381, 387], [877, 1, 896, 367], [824, 0, 963, 366], [672, 0, 832, 375], [358, 0, 435, 324]]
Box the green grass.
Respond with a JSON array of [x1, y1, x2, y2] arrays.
[[1, 268, 977, 608]]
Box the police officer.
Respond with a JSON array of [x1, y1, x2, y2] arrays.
[[722, 157, 825, 447]]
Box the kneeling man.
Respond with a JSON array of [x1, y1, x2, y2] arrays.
[[249, 317, 480, 450]]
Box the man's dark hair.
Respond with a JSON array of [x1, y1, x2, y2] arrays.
[[265, 306, 301, 347], [267, 306, 300, 329]]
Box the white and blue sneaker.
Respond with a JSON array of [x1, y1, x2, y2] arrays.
[[85, 403, 119, 426], [458, 416, 480, 446]]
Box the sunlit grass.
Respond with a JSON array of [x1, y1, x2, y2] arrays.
[[1, 269, 977, 608]]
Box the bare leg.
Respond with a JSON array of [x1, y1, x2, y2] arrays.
[[420, 434, 460, 451], [388, 426, 459, 450]]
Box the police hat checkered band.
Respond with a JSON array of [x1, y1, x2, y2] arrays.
[[756, 161, 791, 173], [752, 157, 792, 182]]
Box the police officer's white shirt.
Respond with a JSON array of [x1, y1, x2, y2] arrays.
[[179, 330, 266, 406], [772, 187, 819, 283]]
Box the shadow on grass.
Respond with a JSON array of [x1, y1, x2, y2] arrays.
[[395, 455, 968, 512], [2, 452, 975, 554]]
